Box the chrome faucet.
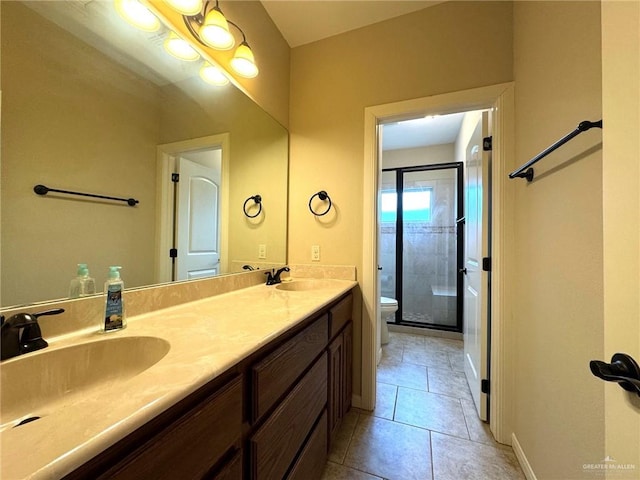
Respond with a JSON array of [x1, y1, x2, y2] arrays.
[[265, 266, 290, 285], [1, 308, 64, 361]]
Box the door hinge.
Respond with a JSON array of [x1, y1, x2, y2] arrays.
[[171, 173, 180, 182], [481, 379, 490, 394], [483, 136, 493, 151], [169, 248, 177, 258], [482, 257, 491, 272]]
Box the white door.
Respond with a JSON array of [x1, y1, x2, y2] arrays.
[[463, 112, 490, 421], [176, 157, 221, 280]]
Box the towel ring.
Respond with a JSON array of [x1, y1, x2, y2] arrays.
[[243, 194, 262, 218], [309, 190, 332, 216]]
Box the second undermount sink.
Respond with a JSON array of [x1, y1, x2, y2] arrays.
[[275, 279, 338, 291], [0, 335, 170, 432]]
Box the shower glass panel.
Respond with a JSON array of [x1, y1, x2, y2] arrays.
[[402, 168, 459, 328], [380, 170, 397, 300]]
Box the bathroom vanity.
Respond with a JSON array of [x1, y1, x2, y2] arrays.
[[0, 280, 356, 480]]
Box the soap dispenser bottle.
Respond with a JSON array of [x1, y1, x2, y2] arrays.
[[69, 263, 86, 298], [80, 265, 96, 297], [103, 266, 126, 332]]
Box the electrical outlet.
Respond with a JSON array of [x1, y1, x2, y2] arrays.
[[258, 244, 267, 259], [311, 245, 320, 261]]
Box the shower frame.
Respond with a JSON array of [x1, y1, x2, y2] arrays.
[[381, 161, 464, 332]]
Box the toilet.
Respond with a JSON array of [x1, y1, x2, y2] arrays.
[[379, 296, 398, 345]]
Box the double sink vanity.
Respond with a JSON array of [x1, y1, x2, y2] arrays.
[[1, 277, 357, 480]]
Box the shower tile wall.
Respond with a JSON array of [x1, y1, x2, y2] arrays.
[[381, 172, 457, 327]]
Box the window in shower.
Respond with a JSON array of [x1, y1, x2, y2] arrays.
[[379, 163, 463, 331]]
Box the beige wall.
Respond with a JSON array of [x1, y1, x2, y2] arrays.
[[601, 1, 640, 475], [1, 2, 160, 305], [289, 1, 513, 397], [150, 0, 290, 128], [513, 2, 604, 478], [382, 144, 455, 170]]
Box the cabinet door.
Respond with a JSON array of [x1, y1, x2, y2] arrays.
[[327, 334, 343, 443], [342, 321, 353, 416]]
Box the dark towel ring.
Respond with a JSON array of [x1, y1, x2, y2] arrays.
[[309, 190, 332, 216], [243, 194, 262, 218]]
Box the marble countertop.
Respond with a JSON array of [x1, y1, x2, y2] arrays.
[[0, 279, 357, 480]]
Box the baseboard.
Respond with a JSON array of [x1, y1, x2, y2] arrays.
[[512, 433, 537, 480], [351, 394, 364, 409], [377, 346, 382, 365]]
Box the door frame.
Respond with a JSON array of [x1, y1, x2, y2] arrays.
[[155, 134, 230, 284], [362, 83, 515, 444]]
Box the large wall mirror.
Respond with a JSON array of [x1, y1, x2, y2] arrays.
[[1, 1, 289, 308]]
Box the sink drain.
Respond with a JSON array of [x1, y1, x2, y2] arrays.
[[13, 416, 41, 428]]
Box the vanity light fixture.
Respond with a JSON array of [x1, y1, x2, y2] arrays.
[[166, 0, 259, 77], [199, 62, 230, 86], [164, 0, 203, 16], [164, 31, 200, 61], [115, 0, 161, 32], [230, 39, 258, 78]]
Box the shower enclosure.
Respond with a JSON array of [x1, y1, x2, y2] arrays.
[[380, 163, 463, 331]]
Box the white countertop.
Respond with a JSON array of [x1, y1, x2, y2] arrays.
[[0, 279, 356, 480]]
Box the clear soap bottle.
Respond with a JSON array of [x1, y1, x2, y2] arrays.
[[103, 266, 126, 332], [69, 263, 87, 298], [80, 265, 96, 297]]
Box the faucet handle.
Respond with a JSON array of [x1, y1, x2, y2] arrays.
[[15, 308, 63, 355]]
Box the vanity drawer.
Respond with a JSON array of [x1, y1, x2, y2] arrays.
[[286, 410, 328, 480], [99, 376, 242, 480], [329, 294, 352, 339], [251, 315, 328, 421], [250, 353, 328, 480]]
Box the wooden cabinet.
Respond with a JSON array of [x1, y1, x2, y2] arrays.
[[327, 295, 353, 447], [68, 291, 354, 480], [250, 353, 327, 480], [66, 375, 243, 480], [251, 316, 328, 422]]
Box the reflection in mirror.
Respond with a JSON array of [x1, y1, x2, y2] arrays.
[[1, 1, 288, 308]]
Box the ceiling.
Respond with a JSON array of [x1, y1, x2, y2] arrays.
[[382, 113, 466, 151], [260, 0, 443, 48]]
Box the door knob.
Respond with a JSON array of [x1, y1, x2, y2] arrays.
[[459, 268, 467, 275], [590, 353, 640, 397]]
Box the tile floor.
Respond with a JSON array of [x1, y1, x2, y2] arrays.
[[321, 331, 525, 480]]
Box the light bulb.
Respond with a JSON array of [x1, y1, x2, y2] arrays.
[[200, 63, 229, 86], [114, 0, 160, 32], [199, 8, 235, 50], [164, 0, 203, 16], [164, 32, 200, 61], [230, 42, 258, 78]]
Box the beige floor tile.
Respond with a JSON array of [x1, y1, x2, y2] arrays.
[[369, 382, 397, 420], [427, 366, 472, 399], [328, 410, 360, 463], [459, 397, 503, 447], [321, 461, 385, 480], [344, 415, 432, 480], [431, 432, 525, 480], [425, 337, 463, 355], [394, 387, 469, 439], [402, 343, 452, 369], [389, 331, 426, 347], [447, 351, 465, 372], [379, 342, 404, 365], [377, 361, 428, 391]]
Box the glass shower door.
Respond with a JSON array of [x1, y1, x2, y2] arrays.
[[401, 167, 460, 328]]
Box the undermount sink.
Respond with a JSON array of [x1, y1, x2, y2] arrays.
[[0, 336, 170, 432], [275, 279, 337, 291]]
